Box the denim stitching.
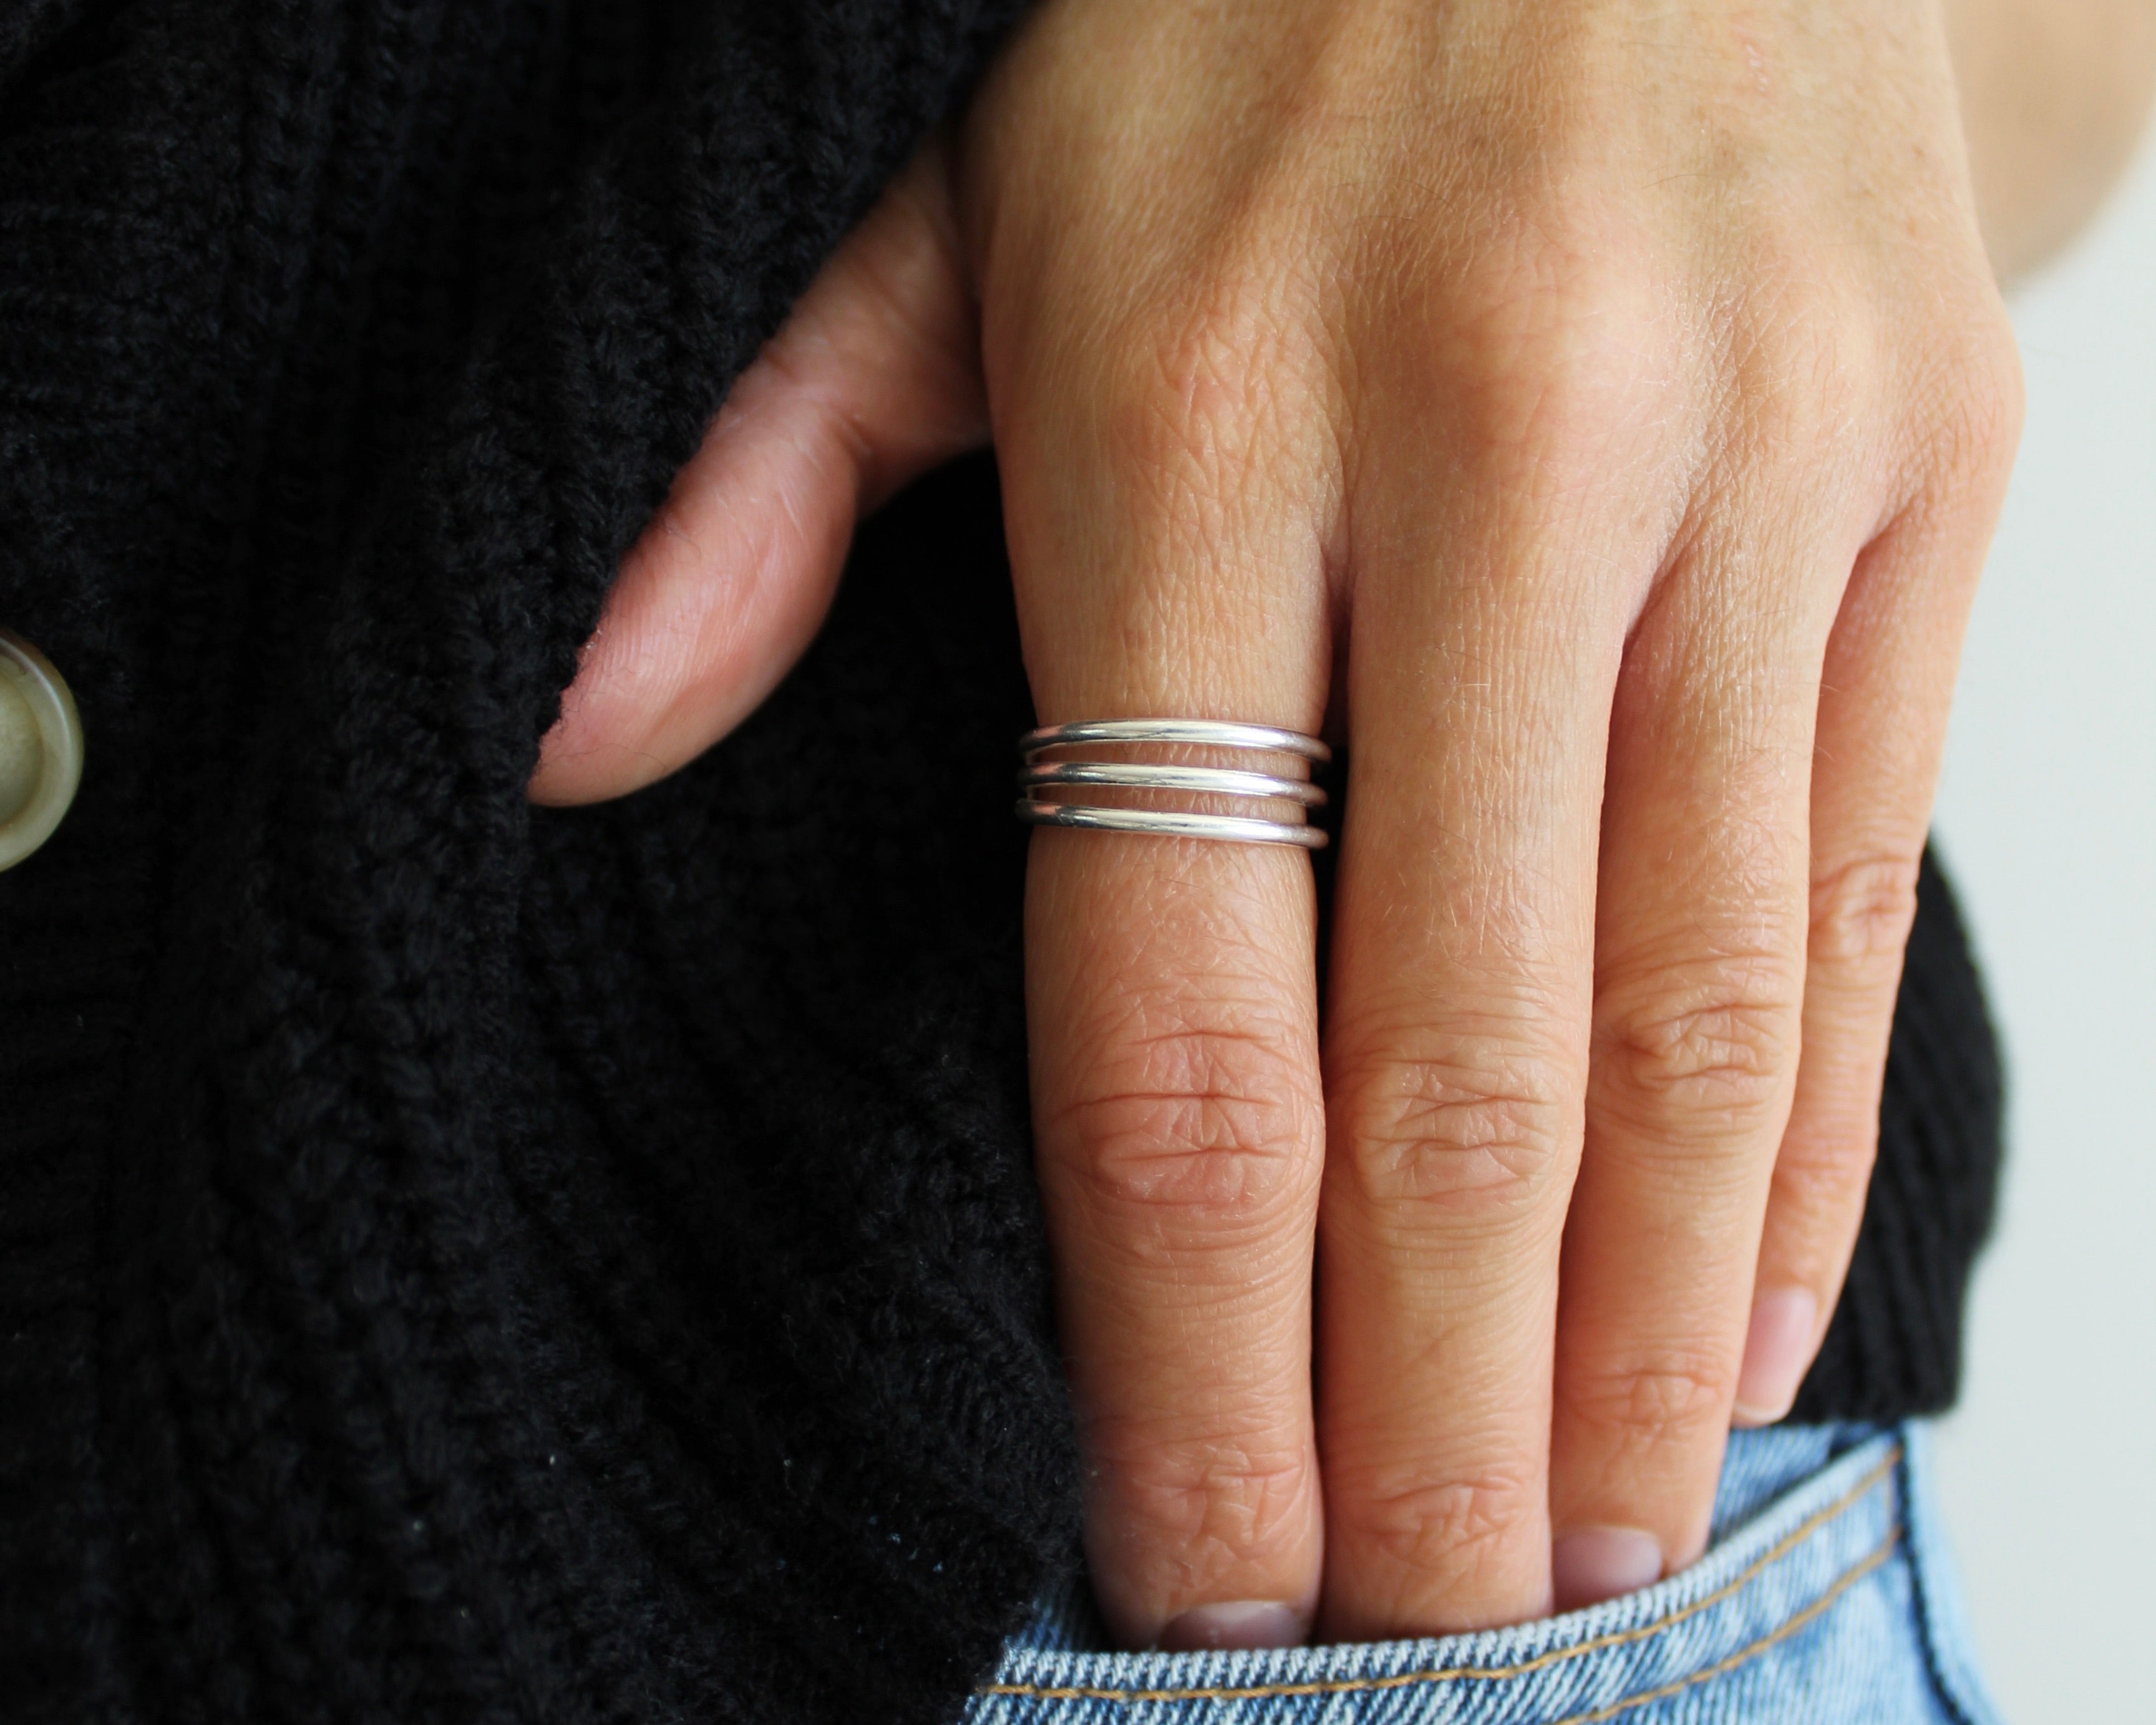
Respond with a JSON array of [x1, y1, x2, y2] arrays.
[[1540, 1532, 1898, 1725], [978, 1444, 1900, 1706]]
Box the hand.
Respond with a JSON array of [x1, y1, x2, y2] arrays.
[[959, 0, 2018, 1645], [532, 0, 2022, 1650]]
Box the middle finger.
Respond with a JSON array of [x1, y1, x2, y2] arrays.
[[1316, 351, 1661, 1638]]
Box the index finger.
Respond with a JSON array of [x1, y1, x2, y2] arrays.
[[1027, 821, 1326, 1648], [1000, 279, 1341, 1644]]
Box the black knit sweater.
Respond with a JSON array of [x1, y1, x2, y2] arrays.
[[0, 3, 2001, 1722]]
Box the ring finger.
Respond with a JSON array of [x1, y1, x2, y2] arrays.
[[1549, 475, 1873, 1605]]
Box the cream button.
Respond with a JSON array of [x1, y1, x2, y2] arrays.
[[0, 673, 37, 821], [0, 629, 83, 870]]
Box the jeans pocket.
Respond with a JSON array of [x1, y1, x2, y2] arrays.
[[966, 1424, 1997, 1724]]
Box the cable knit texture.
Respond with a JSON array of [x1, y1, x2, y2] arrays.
[[0, 2, 1998, 1721]]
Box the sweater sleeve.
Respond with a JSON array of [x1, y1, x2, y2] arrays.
[[0, 5, 1072, 1723]]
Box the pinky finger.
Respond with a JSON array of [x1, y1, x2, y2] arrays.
[[1741, 427, 2015, 1425]]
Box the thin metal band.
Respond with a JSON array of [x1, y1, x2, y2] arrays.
[[1016, 800, 1328, 848], [1020, 718, 1331, 763], [1019, 760, 1327, 807]]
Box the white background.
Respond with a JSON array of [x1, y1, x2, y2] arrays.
[[1929, 130, 2156, 1721]]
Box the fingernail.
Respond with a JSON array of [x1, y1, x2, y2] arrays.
[[1732, 1286, 1818, 1427], [1157, 1600, 1306, 1651], [1552, 1528, 1663, 1611]]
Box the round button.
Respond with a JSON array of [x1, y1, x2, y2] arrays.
[[0, 629, 84, 871]]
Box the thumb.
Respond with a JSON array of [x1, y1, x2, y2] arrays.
[[530, 138, 985, 807]]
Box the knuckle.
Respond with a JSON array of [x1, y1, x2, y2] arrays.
[[1331, 1464, 1542, 1588], [1102, 261, 1323, 488], [1107, 1432, 1316, 1577], [1336, 1046, 1575, 1222], [1881, 266, 2024, 488], [1727, 269, 1877, 464], [1566, 1352, 1736, 1454], [1054, 1015, 1321, 1240], [1769, 1130, 1878, 1237], [1145, 311, 1265, 454], [1595, 957, 1800, 1125], [1407, 227, 1677, 468], [1926, 304, 2026, 484], [1808, 850, 1922, 971]]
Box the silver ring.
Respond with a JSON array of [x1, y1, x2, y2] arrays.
[[1014, 716, 1331, 848], [1017, 760, 1328, 807], [1020, 718, 1331, 763], [1016, 802, 1327, 848]]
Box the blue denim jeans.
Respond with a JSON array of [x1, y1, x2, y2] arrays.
[[966, 1424, 1998, 1724]]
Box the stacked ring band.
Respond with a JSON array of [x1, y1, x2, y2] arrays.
[[1015, 718, 1332, 847]]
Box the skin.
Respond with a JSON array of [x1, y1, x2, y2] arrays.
[[1950, 0, 2156, 277], [532, 0, 2156, 1650]]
